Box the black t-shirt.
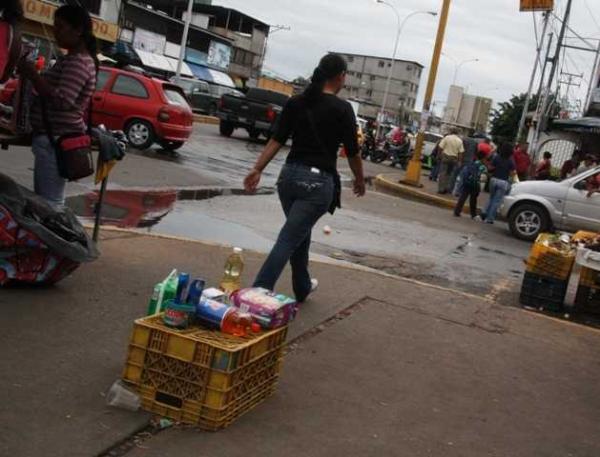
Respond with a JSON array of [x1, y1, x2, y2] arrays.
[[272, 94, 359, 173]]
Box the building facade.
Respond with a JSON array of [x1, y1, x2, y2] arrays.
[[443, 85, 492, 133], [334, 52, 423, 123], [21, 0, 120, 61]]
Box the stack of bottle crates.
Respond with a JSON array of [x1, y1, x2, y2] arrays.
[[520, 234, 576, 312], [122, 314, 288, 431]]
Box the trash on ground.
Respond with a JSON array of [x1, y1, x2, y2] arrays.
[[106, 380, 141, 412]]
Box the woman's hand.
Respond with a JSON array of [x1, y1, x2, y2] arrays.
[[17, 58, 38, 80], [353, 178, 366, 197], [244, 168, 262, 194]]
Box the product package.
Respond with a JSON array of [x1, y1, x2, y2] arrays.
[[230, 287, 298, 329]]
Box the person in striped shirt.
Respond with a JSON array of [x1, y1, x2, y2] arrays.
[[18, 5, 98, 208]]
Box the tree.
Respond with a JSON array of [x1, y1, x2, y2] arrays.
[[489, 93, 539, 144]]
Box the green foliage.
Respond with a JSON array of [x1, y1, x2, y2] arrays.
[[489, 93, 539, 144]]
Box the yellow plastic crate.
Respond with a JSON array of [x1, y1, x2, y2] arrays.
[[525, 233, 575, 280], [122, 314, 287, 430]]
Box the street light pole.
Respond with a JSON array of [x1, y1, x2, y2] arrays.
[[176, 0, 194, 80], [375, 1, 437, 138], [403, 0, 453, 187], [453, 58, 479, 85]]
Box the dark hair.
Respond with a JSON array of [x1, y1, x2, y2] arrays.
[[498, 142, 513, 159], [1, 0, 23, 25], [303, 54, 347, 105], [543, 151, 552, 159], [55, 5, 99, 71]]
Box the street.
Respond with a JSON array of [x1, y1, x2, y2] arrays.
[[5, 123, 529, 303]]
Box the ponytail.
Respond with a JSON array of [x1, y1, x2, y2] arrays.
[[55, 5, 99, 72], [303, 53, 347, 106]]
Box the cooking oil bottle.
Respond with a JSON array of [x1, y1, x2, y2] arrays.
[[219, 247, 244, 296]]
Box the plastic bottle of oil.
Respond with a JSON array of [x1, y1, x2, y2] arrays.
[[219, 247, 244, 296]]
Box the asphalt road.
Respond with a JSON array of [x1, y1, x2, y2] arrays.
[[3, 124, 530, 303]]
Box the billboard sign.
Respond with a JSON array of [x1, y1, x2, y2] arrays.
[[133, 28, 166, 55], [207, 41, 231, 70], [520, 0, 554, 11]]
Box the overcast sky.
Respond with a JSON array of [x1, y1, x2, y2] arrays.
[[217, 0, 600, 116]]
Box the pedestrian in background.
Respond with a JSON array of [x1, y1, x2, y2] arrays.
[[534, 151, 552, 180], [429, 137, 444, 181], [437, 128, 464, 194], [19, 5, 98, 207], [560, 149, 583, 179], [575, 154, 598, 175], [513, 143, 532, 181], [477, 138, 493, 159], [482, 143, 516, 224], [453, 150, 487, 220], [0, 0, 23, 82], [244, 53, 365, 302]]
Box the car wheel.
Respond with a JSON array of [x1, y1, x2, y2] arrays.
[[248, 129, 260, 140], [126, 119, 155, 150], [509, 203, 549, 241], [160, 140, 185, 151], [220, 121, 234, 137]]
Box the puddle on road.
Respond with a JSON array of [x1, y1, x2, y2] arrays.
[[66, 186, 274, 224]]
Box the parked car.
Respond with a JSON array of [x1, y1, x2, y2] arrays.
[[172, 77, 242, 116], [500, 166, 600, 241], [217, 88, 289, 139], [93, 67, 193, 151]]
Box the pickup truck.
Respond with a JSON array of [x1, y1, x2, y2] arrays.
[[217, 88, 290, 140]]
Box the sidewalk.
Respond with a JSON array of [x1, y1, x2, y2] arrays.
[[2, 230, 600, 457], [374, 169, 491, 214]]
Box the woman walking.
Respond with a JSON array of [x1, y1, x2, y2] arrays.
[[482, 143, 516, 224], [244, 54, 365, 302], [453, 150, 487, 220], [19, 5, 98, 207]]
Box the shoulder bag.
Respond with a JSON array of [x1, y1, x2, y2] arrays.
[[41, 87, 94, 182]]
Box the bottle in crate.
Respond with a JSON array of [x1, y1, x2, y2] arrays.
[[219, 247, 244, 295], [196, 298, 260, 337]]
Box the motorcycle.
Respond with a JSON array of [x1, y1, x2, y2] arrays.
[[370, 139, 412, 169]]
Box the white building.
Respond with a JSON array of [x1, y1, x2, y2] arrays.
[[443, 85, 493, 133]]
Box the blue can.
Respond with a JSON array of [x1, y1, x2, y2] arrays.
[[175, 273, 190, 304], [196, 299, 230, 329], [186, 279, 206, 305]]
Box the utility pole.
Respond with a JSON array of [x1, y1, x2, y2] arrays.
[[515, 11, 550, 144], [559, 71, 583, 116], [531, 0, 573, 158], [584, 40, 600, 113], [403, 0, 453, 187], [176, 0, 194, 80]]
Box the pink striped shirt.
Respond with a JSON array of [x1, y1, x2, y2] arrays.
[[30, 53, 96, 136]]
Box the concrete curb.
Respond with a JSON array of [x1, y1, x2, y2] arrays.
[[374, 174, 456, 210], [193, 114, 219, 125]]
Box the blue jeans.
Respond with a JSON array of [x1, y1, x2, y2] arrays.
[[32, 134, 66, 208], [484, 177, 510, 222], [254, 163, 334, 301]]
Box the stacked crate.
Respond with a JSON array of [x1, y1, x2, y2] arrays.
[[122, 314, 287, 430], [520, 234, 575, 312], [574, 265, 600, 317]]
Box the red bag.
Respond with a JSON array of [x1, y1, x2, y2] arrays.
[[0, 205, 80, 286]]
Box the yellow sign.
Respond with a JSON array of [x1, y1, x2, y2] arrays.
[[23, 0, 120, 42], [520, 0, 554, 11]]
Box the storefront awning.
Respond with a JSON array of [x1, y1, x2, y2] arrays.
[[135, 50, 193, 77], [552, 117, 600, 135], [187, 63, 235, 88]]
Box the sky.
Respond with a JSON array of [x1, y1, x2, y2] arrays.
[[216, 0, 600, 117]]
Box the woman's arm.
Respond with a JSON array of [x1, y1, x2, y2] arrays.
[[244, 139, 283, 193], [347, 154, 365, 196]]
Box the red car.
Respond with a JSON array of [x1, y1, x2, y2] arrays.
[[93, 67, 193, 151]]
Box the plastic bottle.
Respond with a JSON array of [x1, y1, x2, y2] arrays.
[[196, 298, 260, 337], [219, 247, 244, 295]]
